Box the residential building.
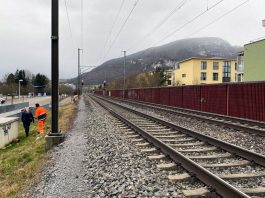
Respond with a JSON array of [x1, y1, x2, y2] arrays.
[[243, 38, 265, 81], [174, 57, 237, 85], [164, 69, 174, 86], [236, 51, 244, 82]]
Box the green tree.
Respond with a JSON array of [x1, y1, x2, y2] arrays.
[[14, 69, 28, 87], [153, 67, 169, 86], [33, 73, 49, 86], [6, 73, 16, 85]]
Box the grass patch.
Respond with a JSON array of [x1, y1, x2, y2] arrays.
[[0, 103, 77, 198]]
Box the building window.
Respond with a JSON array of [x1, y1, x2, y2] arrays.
[[201, 61, 207, 70], [168, 80, 172, 85], [182, 74, 186, 78], [213, 62, 219, 70], [213, 73, 218, 81], [201, 72, 206, 81], [237, 74, 243, 82], [223, 61, 231, 82]]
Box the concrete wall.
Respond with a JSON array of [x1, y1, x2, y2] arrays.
[[0, 102, 29, 114], [0, 117, 19, 148], [244, 39, 265, 81]]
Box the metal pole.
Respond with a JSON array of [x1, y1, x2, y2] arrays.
[[51, 0, 59, 133], [78, 48, 82, 95], [18, 81, 21, 100], [122, 50, 126, 98]]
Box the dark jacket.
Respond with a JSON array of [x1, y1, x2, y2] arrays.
[[21, 112, 34, 125]]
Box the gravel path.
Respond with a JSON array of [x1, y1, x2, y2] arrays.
[[25, 96, 208, 197]]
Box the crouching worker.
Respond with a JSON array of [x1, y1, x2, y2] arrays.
[[21, 107, 34, 137], [35, 103, 48, 134]]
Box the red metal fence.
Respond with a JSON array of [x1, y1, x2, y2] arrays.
[[95, 82, 265, 122]]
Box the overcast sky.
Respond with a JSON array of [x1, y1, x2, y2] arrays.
[[0, 0, 265, 79]]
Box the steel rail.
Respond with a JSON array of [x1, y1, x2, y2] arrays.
[[91, 95, 250, 198], [95, 95, 265, 167], [108, 97, 265, 136]]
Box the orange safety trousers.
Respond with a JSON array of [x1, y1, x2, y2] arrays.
[[38, 120, 46, 134]]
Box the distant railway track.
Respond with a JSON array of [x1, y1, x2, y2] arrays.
[[105, 96, 265, 136], [91, 94, 265, 198]]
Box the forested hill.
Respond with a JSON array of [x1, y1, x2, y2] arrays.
[[69, 37, 242, 85]]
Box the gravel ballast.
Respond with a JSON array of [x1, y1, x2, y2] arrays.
[[113, 99, 265, 155], [25, 96, 209, 198]]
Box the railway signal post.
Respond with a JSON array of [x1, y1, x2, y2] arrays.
[[45, 0, 64, 150]]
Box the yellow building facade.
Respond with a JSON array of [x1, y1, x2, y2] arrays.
[[174, 58, 237, 85]]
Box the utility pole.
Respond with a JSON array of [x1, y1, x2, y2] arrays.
[[18, 79, 23, 100], [51, 0, 59, 134], [45, 0, 64, 150], [121, 50, 126, 98], [77, 48, 82, 95]]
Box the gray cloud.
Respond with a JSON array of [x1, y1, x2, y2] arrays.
[[0, 0, 265, 79]]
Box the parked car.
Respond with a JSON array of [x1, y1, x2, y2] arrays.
[[0, 97, 6, 104]]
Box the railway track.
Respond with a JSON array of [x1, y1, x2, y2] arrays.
[[91, 95, 265, 198], [106, 97, 265, 136]]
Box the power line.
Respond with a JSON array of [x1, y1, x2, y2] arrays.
[[64, 0, 76, 49], [81, 0, 84, 66], [101, 0, 140, 63], [152, 0, 225, 46], [188, 0, 250, 37], [101, 0, 126, 60], [129, 0, 187, 52], [81, 0, 84, 49]]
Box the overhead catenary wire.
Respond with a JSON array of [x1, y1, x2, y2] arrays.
[[188, 0, 250, 37], [128, 0, 187, 52], [152, 0, 225, 46], [64, 0, 76, 50], [81, 0, 84, 66], [101, 0, 126, 60], [101, 0, 140, 63]]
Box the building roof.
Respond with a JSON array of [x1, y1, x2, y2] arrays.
[[237, 51, 244, 56], [245, 37, 265, 46], [178, 57, 237, 64]]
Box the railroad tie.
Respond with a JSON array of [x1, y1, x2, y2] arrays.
[[151, 132, 180, 135], [157, 163, 177, 170], [148, 154, 165, 160], [124, 132, 135, 135], [135, 142, 150, 147], [146, 129, 172, 132], [126, 135, 140, 138], [168, 142, 205, 147], [162, 138, 194, 142], [182, 187, 210, 197], [238, 187, 265, 195], [187, 153, 232, 160], [167, 173, 191, 181], [177, 147, 218, 153], [200, 160, 250, 168], [141, 148, 157, 153], [156, 135, 187, 139], [131, 138, 145, 142], [217, 171, 265, 179]]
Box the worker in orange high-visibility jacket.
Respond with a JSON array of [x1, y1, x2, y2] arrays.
[[35, 103, 48, 134]]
